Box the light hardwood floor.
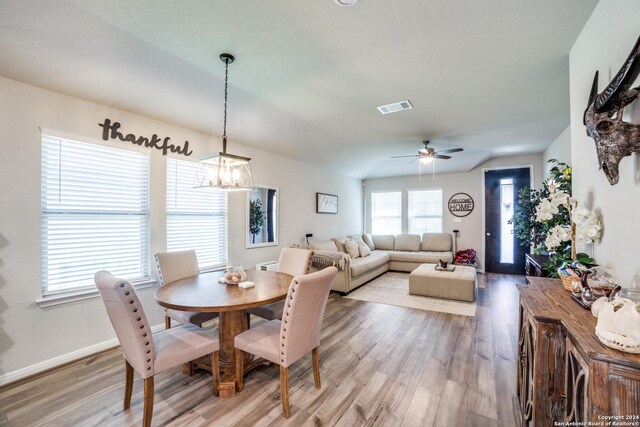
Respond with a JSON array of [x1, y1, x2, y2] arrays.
[[0, 273, 524, 426]]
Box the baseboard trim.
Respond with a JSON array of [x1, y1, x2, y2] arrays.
[[0, 323, 165, 387]]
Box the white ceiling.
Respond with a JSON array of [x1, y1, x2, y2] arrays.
[[0, 0, 598, 178]]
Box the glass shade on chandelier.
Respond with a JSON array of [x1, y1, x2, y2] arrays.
[[194, 151, 254, 191], [194, 52, 254, 191]]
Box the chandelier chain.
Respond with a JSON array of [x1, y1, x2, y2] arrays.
[[222, 57, 229, 149]]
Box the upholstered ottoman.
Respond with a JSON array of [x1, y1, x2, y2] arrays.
[[409, 263, 477, 302]]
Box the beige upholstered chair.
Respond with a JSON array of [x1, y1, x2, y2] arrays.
[[234, 266, 337, 417], [154, 250, 219, 328], [95, 271, 220, 427], [246, 248, 314, 321]]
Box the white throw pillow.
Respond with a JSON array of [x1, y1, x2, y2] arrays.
[[359, 243, 371, 257], [344, 238, 360, 258]]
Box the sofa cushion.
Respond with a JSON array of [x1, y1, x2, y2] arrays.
[[394, 234, 421, 252], [359, 243, 371, 257], [350, 251, 390, 277], [308, 240, 338, 252], [332, 238, 347, 253], [388, 250, 453, 264], [421, 233, 452, 252], [372, 235, 395, 250], [348, 234, 367, 248], [344, 238, 360, 258], [363, 234, 375, 250]]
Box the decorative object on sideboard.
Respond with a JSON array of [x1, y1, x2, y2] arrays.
[[583, 35, 640, 186], [194, 53, 255, 191], [246, 185, 278, 248], [592, 293, 640, 354], [447, 193, 474, 217], [316, 192, 338, 214]]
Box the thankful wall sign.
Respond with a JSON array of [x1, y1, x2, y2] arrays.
[[98, 118, 193, 157]]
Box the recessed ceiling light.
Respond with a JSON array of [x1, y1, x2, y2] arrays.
[[334, 0, 358, 6]]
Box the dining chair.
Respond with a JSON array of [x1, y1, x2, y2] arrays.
[[234, 266, 337, 418], [246, 248, 314, 321], [155, 250, 219, 329], [94, 271, 220, 427]]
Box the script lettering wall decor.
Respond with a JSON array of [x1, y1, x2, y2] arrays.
[[98, 118, 193, 157], [583, 35, 640, 185], [448, 193, 474, 217]]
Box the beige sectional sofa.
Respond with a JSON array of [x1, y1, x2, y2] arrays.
[[309, 233, 453, 293]]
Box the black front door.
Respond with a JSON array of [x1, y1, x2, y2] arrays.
[[484, 168, 531, 274]]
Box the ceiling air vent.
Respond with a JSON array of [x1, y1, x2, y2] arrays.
[[377, 100, 413, 115]]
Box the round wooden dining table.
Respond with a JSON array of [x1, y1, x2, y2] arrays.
[[154, 269, 293, 397]]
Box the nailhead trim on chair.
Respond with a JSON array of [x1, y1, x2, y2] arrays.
[[116, 280, 154, 373], [280, 280, 298, 363]]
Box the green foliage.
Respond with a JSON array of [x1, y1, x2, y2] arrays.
[[249, 199, 265, 244], [510, 159, 579, 277]]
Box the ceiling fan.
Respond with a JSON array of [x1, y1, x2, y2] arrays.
[[391, 140, 463, 179], [391, 140, 463, 161]]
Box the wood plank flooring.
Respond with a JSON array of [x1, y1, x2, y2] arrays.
[[0, 273, 524, 426]]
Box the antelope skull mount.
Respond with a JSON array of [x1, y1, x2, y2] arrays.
[[584, 35, 640, 185]]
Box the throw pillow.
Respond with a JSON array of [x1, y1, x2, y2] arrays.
[[344, 238, 360, 258], [358, 243, 371, 257], [308, 240, 339, 252], [363, 234, 376, 250]]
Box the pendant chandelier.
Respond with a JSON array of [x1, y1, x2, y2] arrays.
[[194, 53, 254, 191]]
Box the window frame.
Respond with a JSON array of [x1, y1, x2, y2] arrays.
[[166, 157, 228, 271], [370, 190, 403, 235], [407, 187, 444, 235], [38, 132, 153, 307]]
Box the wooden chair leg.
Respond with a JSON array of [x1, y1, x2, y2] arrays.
[[142, 376, 154, 427], [124, 360, 134, 410], [280, 366, 290, 418], [211, 351, 220, 397], [312, 346, 321, 389], [235, 349, 244, 392], [164, 316, 171, 329], [188, 361, 196, 376], [246, 313, 251, 329]]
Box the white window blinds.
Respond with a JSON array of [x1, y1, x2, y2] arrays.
[[167, 158, 228, 270], [371, 191, 402, 234], [408, 189, 443, 234], [41, 135, 150, 294]]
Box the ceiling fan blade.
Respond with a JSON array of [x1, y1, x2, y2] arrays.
[[434, 154, 451, 159], [437, 148, 464, 154], [391, 155, 419, 159]]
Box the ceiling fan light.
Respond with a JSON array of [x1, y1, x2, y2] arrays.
[[419, 157, 433, 164], [334, 0, 358, 6]]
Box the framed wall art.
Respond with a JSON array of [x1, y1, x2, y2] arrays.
[[316, 192, 338, 214]]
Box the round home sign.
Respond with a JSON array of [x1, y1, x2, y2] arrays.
[[448, 193, 474, 217]]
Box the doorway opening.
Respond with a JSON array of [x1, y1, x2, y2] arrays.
[[484, 167, 531, 274]]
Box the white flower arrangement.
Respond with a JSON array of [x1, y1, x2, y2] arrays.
[[537, 187, 602, 253]]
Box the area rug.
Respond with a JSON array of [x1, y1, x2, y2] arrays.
[[344, 272, 477, 316]]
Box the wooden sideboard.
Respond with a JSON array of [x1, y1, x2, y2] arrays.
[[524, 254, 550, 277], [515, 277, 640, 426]]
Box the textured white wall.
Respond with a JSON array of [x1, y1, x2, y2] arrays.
[[0, 76, 361, 377], [543, 125, 572, 178], [569, 0, 640, 284], [364, 154, 543, 271]]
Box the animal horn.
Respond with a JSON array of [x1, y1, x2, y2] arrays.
[[594, 35, 640, 112], [584, 71, 599, 125]]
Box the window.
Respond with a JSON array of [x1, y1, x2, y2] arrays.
[[41, 135, 150, 294], [408, 189, 443, 234], [371, 191, 402, 234], [500, 178, 514, 263], [167, 158, 227, 270]]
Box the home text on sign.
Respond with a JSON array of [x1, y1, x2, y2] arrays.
[[448, 193, 474, 217]]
